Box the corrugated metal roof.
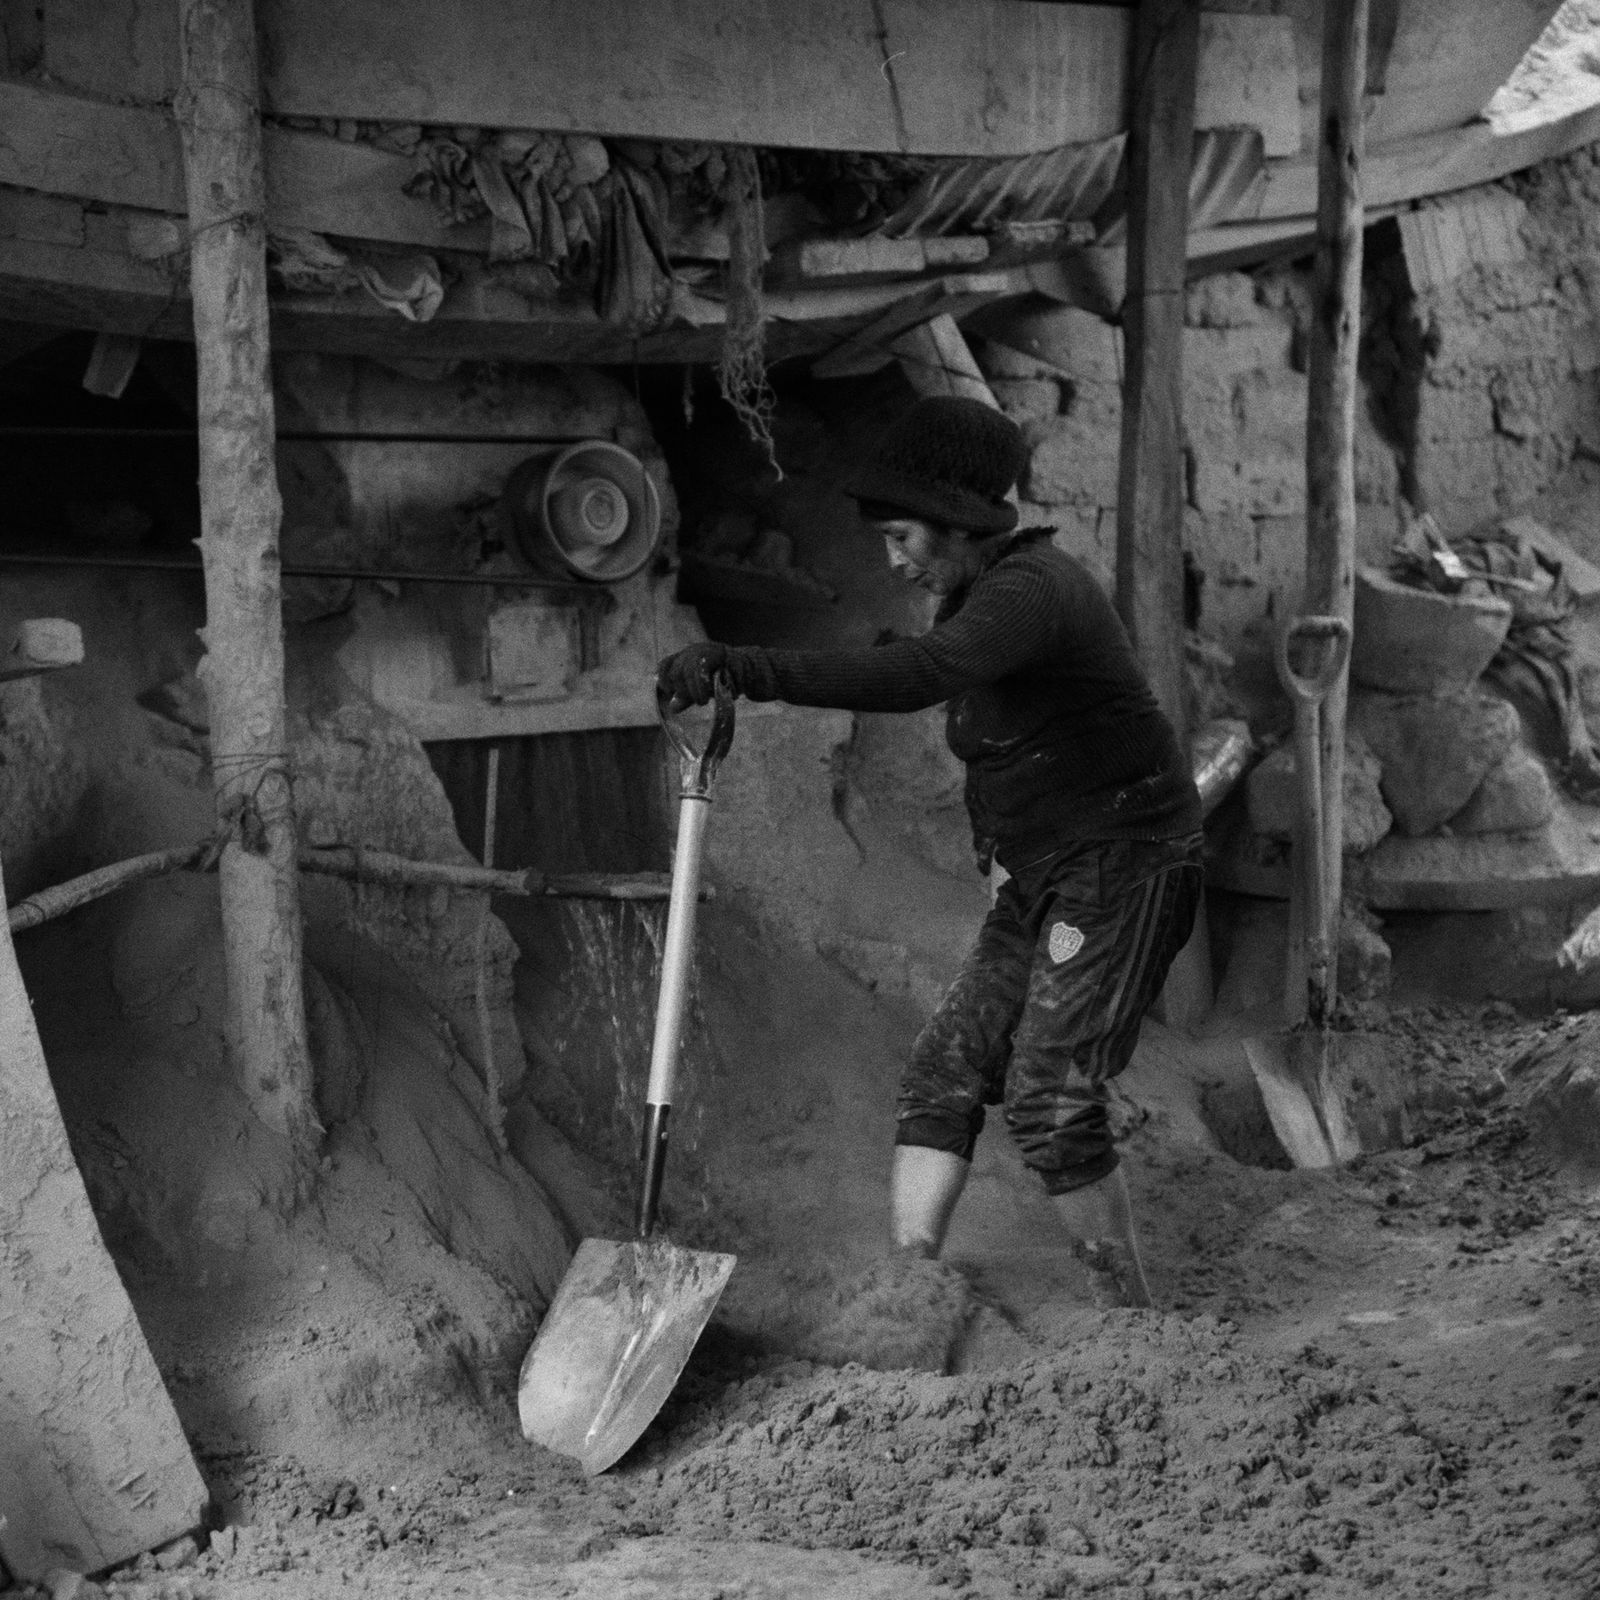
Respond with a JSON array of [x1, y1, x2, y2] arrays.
[[879, 134, 1125, 238]]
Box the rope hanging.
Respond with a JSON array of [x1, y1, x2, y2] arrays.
[[717, 145, 780, 477]]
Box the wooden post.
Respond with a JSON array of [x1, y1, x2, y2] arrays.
[[1117, 0, 1212, 1030], [1114, 0, 1199, 735], [176, 0, 317, 1164], [1304, 0, 1370, 1002]]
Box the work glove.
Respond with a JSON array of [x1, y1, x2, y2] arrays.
[[656, 642, 731, 711]]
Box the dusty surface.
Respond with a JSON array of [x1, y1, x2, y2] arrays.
[[5, 893, 1598, 1600]]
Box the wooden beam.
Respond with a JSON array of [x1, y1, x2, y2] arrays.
[[251, 0, 1294, 159], [1303, 0, 1371, 1011], [810, 271, 1016, 379], [887, 312, 997, 405], [176, 0, 317, 1167], [1114, 0, 1197, 736], [1116, 0, 1211, 1034]]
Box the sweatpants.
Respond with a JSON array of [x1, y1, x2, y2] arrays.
[[895, 833, 1204, 1193]]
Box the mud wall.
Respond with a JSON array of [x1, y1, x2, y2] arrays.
[[1409, 154, 1600, 532]]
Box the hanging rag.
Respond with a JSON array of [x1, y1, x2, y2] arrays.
[[472, 150, 535, 262], [268, 229, 444, 323], [596, 163, 674, 326]]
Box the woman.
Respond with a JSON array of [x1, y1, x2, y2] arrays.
[[657, 395, 1202, 1305]]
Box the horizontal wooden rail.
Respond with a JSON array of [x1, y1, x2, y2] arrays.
[[7, 841, 687, 933]]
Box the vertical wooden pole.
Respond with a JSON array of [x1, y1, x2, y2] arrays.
[[1304, 0, 1370, 1001], [1115, 0, 1199, 736], [1118, 0, 1212, 1030], [176, 0, 317, 1164]]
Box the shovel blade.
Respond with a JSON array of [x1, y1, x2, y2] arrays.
[[1244, 1029, 1398, 1169], [518, 1236, 735, 1475]]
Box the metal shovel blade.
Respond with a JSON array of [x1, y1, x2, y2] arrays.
[[1243, 1026, 1401, 1169], [518, 1235, 736, 1474]]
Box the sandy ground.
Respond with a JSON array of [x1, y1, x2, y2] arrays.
[[8, 896, 1597, 1600]]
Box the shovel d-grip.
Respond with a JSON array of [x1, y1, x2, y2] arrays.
[[638, 673, 735, 1237]]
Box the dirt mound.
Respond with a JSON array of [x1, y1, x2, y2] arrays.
[[17, 872, 585, 1473], [632, 1312, 1575, 1597]]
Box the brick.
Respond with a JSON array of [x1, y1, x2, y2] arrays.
[[1185, 271, 1264, 329], [1027, 404, 1121, 507], [989, 378, 1061, 427]]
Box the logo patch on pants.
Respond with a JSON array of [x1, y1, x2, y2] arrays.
[[1048, 922, 1085, 964]]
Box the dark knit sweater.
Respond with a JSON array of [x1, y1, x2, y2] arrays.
[[728, 530, 1202, 870]]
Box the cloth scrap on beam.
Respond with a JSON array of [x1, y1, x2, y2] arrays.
[[268, 229, 445, 323]]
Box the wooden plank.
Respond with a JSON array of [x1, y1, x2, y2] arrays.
[[2, 58, 1596, 293], [1117, 0, 1207, 1031], [0, 227, 913, 366], [1397, 186, 1527, 290], [262, 127, 486, 250], [0, 856, 208, 1583], [1115, 0, 1197, 737], [772, 234, 990, 283], [255, 0, 1295, 158], [0, 81, 479, 251], [1302, 0, 1370, 1018], [1253, 94, 1600, 224], [1366, 0, 1561, 147], [888, 312, 998, 405], [0, 81, 183, 214], [810, 271, 1017, 379], [44, 0, 178, 103], [177, 0, 317, 1166]]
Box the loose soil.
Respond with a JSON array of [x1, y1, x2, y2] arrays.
[[6, 895, 1597, 1600]]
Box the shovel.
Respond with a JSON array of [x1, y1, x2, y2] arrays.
[[1242, 615, 1377, 1168], [518, 676, 737, 1473]]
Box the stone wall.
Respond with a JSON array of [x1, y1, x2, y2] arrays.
[[969, 266, 1406, 672], [1407, 154, 1600, 535]]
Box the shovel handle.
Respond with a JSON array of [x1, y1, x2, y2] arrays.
[[1278, 616, 1349, 1028], [638, 684, 734, 1238]]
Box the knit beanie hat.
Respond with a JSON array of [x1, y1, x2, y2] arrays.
[[845, 395, 1026, 536]]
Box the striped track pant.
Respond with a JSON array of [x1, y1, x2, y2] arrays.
[[896, 832, 1204, 1193]]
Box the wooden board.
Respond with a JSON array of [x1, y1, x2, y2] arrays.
[[0, 857, 208, 1583], [1358, 0, 1559, 149], [1115, 0, 1197, 737], [0, 82, 479, 252], [1252, 96, 1600, 223], [0, 221, 1028, 366], [1397, 186, 1528, 290], [44, 0, 176, 103], [28, 0, 1543, 161], [253, 0, 1296, 157]]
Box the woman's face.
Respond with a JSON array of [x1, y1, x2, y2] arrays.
[[871, 515, 982, 596]]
